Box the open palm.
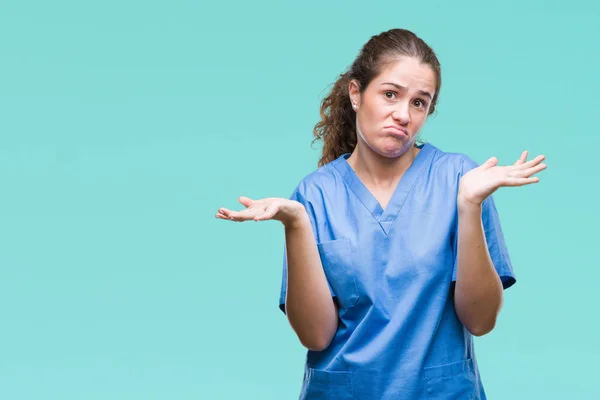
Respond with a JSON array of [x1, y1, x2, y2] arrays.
[[215, 196, 305, 225], [458, 151, 547, 206]]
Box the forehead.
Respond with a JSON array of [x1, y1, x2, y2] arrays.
[[371, 56, 436, 93]]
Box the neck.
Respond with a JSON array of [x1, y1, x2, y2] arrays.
[[346, 142, 419, 189]]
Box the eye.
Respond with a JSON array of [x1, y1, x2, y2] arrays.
[[413, 99, 427, 108], [384, 91, 397, 100]]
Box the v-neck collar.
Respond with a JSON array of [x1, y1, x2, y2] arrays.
[[331, 143, 436, 236]]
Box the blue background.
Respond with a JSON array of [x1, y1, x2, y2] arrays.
[[0, 1, 597, 398]]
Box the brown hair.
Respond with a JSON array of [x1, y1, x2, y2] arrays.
[[312, 28, 442, 167]]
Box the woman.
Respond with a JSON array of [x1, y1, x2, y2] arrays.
[[216, 28, 546, 399]]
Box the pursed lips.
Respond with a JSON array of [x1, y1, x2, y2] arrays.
[[383, 125, 409, 136]]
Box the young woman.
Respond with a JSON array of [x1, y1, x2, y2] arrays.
[[216, 28, 546, 399]]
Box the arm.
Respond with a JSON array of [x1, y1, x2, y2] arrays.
[[453, 201, 503, 336], [283, 212, 339, 351], [216, 196, 338, 351], [453, 150, 546, 336]]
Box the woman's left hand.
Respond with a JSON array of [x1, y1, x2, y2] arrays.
[[458, 150, 547, 207]]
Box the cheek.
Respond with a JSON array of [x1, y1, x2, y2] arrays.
[[411, 112, 428, 127], [358, 107, 381, 133], [363, 103, 382, 119], [368, 106, 392, 126]]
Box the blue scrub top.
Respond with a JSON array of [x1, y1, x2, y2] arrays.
[[278, 143, 515, 399]]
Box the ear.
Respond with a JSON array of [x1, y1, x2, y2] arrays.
[[348, 79, 361, 109]]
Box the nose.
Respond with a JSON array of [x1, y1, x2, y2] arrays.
[[392, 102, 410, 126]]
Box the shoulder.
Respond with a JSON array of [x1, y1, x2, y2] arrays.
[[288, 158, 346, 203], [426, 143, 481, 177]]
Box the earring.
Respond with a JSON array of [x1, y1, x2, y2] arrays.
[[352, 103, 357, 110]]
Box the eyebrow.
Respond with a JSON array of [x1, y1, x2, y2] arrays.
[[381, 82, 433, 100]]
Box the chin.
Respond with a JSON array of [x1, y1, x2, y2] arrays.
[[377, 141, 412, 158], [361, 134, 414, 159]]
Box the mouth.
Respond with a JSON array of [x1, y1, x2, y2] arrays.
[[383, 126, 409, 137]]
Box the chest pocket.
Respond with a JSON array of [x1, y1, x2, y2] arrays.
[[317, 238, 360, 309]]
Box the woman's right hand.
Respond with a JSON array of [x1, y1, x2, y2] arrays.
[[216, 196, 307, 227], [218, 196, 338, 350]]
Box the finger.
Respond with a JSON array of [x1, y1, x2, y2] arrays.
[[238, 196, 254, 208], [229, 209, 259, 221], [215, 212, 232, 220], [519, 154, 545, 169], [523, 163, 546, 177], [217, 208, 232, 218], [254, 203, 278, 221], [504, 176, 540, 186], [516, 163, 547, 178], [514, 150, 528, 165], [229, 204, 270, 222], [218, 204, 254, 220], [216, 208, 235, 220], [482, 157, 498, 169]]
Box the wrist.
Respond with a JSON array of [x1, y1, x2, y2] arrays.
[[283, 203, 310, 229], [457, 195, 483, 215]]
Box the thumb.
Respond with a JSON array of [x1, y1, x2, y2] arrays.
[[238, 196, 254, 207], [482, 157, 498, 169]]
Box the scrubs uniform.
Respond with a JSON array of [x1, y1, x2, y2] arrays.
[[279, 143, 515, 399]]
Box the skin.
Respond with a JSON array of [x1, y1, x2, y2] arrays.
[[216, 197, 337, 351], [455, 151, 545, 335], [346, 56, 436, 207], [216, 55, 547, 347]]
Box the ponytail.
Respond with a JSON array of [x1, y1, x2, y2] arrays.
[[312, 73, 358, 167]]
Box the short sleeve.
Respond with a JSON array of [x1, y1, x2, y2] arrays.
[[452, 156, 516, 290], [278, 187, 336, 314]]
